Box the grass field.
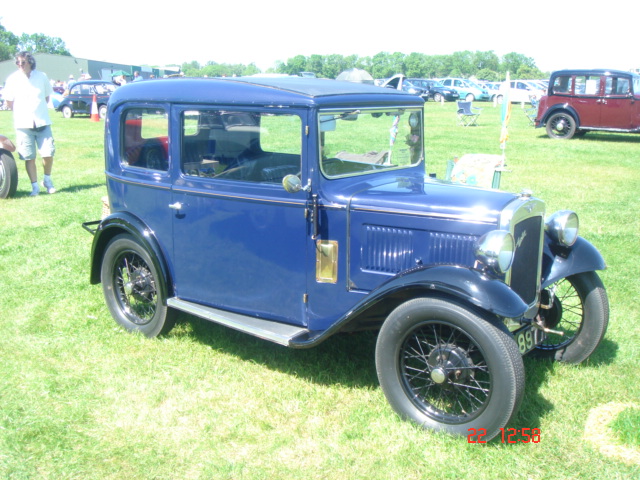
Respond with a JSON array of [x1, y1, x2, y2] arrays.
[[1, 99, 639, 480]]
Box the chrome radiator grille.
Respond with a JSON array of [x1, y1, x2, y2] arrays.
[[503, 199, 546, 309]]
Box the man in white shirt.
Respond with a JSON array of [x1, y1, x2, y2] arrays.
[[3, 51, 56, 195]]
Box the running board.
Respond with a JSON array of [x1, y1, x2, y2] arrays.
[[167, 298, 308, 347]]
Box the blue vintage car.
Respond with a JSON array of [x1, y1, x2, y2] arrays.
[[84, 76, 608, 440]]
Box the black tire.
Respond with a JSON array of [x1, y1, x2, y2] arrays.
[[101, 234, 176, 337], [98, 104, 107, 119], [376, 297, 525, 441], [532, 271, 609, 363], [0, 150, 18, 199], [465, 93, 475, 102], [546, 112, 576, 139], [495, 94, 504, 104], [62, 105, 73, 119], [433, 93, 443, 102]]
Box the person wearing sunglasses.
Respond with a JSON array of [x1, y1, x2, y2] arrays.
[[3, 51, 57, 196]]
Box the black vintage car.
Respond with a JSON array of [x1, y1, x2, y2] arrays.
[[408, 78, 460, 102], [56, 80, 116, 119]]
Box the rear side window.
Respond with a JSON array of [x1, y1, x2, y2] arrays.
[[121, 108, 169, 171], [552, 76, 572, 94]]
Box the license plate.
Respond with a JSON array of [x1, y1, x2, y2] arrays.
[[514, 325, 545, 355]]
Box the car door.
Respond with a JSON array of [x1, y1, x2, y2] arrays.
[[601, 75, 634, 129], [570, 74, 602, 127], [169, 106, 310, 326]]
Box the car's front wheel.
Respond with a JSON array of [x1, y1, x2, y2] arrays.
[[0, 150, 18, 199], [546, 112, 577, 139], [62, 105, 73, 119], [101, 234, 176, 337], [465, 93, 475, 102], [375, 297, 524, 441], [532, 271, 609, 363], [433, 93, 443, 102], [99, 104, 107, 119]]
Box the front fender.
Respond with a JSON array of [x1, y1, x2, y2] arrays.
[[541, 236, 606, 289], [290, 265, 527, 348], [88, 212, 172, 299]]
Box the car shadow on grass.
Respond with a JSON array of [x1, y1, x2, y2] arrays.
[[174, 314, 380, 389]]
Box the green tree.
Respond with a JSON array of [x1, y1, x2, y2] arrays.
[[0, 22, 19, 61], [17, 32, 70, 55], [473, 51, 500, 72], [476, 68, 499, 81], [501, 52, 537, 76]]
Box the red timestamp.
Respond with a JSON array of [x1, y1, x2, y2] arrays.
[[467, 428, 541, 443]]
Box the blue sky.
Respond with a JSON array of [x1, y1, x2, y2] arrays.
[[2, 1, 638, 73]]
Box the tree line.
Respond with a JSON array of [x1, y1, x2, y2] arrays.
[[0, 22, 70, 61], [1, 21, 546, 81], [273, 51, 546, 81]]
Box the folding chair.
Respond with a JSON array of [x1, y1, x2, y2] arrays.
[[523, 97, 539, 126], [445, 154, 505, 189], [457, 101, 482, 126]]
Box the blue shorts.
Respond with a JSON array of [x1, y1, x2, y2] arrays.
[[16, 125, 56, 160]]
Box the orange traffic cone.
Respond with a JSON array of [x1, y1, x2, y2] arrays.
[[90, 94, 100, 122]]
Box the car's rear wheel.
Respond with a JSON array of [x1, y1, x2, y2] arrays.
[[375, 297, 524, 441], [546, 112, 576, 139], [62, 105, 73, 119], [465, 93, 475, 102], [495, 94, 504, 104], [0, 150, 18, 199], [101, 234, 176, 337], [99, 104, 107, 119], [433, 93, 443, 102]]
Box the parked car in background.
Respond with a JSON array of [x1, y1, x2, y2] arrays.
[[536, 68, 640, 139], [56, 80, 117, 119], [380, 74, 429, 100], [439, 78, 490, 101], [493, 80, 546, 104], [407, 78, 460, 102], [83, 76, 608, 441]]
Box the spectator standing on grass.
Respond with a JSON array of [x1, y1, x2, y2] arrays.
[[3, 51, 56, 196]]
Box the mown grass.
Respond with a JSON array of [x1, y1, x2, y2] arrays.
[[1, 99, 639, 480]]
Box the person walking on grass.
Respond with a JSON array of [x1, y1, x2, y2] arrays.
[[3, 51, 56, 196]]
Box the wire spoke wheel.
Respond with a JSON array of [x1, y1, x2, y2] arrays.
[[533, 271, 609, 363], [101, 234, 176, 337], [376, 298, 524, 440], [114, 251, 158, 324], [402, 321, 490, 422]]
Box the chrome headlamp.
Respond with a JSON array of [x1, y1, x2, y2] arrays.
[[474, 230, 515, 274], [546, 210, 579, 247]]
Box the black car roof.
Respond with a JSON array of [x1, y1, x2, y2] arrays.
[[551, 69, 639, 78]]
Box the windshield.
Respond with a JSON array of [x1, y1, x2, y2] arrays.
[[319, 108, 423, 178]]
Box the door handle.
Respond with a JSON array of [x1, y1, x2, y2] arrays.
[[168, 202, 183, 210]]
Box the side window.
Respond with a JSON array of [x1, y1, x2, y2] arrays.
[[605, 76, 630, 96], [552, 76, 572, 94], [181, 110, 301, 183], [122, 108, 169, 171], [574, 75, 601, 95]]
